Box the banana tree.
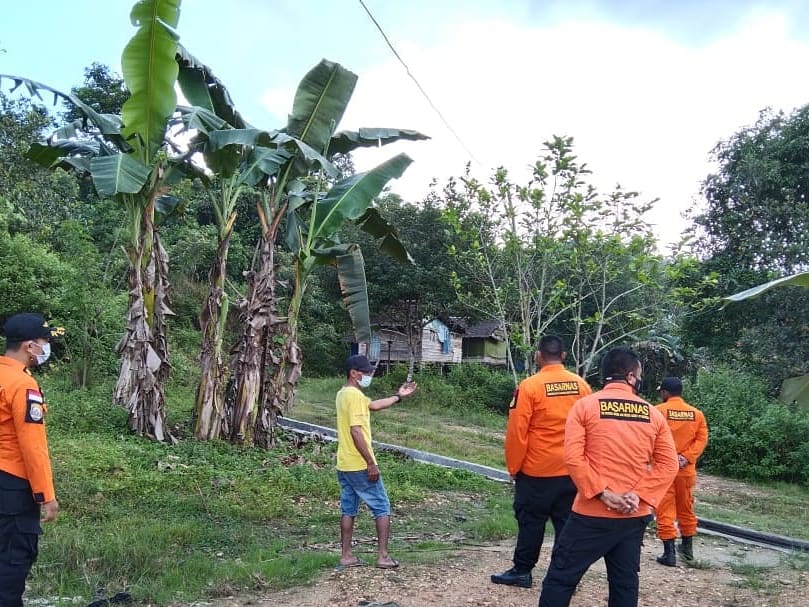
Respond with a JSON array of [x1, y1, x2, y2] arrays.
[[206, 60, 427, 447], [724, 271, 809, 408], [1, 0, 183, 440], [174, 46, 252, 440]]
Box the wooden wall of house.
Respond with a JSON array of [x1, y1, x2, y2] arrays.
[[421, 329, 463, 363], [361, 326, 463, 365], [462, 338, 508, 366]]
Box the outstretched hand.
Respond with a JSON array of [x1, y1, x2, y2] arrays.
[[397, 382, 417, 399]]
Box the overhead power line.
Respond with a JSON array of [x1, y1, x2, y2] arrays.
[[357, 0, 482, 166]]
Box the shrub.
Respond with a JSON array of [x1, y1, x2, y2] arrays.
[[688, 366, 809, 485], [370, 362, 514, 414], [445, 363, 515, 414]]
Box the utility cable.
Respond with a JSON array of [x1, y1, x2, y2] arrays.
[[357, 0, 483, 166]]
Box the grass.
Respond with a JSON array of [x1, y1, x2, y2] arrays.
[[294, 377, 507, 467], [696, 480, 809, 540], [28, 371, 809, 605], [32, 374, 514, 605], [729, 563, 776, 591]]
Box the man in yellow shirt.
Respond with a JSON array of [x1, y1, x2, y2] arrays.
[[336, 355, 416, 570]]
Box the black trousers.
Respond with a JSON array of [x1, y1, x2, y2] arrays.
[[0, 477, 42, 607], [512, 473, 576, 572], [538, 512, 652, 607]]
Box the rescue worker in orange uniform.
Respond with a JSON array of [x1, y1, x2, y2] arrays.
[[0, 313, 61, 607], [654, 376, 708, 566], [538, 347, 678, 607], [490, 336, 591, 589]]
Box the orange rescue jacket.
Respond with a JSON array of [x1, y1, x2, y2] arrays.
[[656, 396, 708, 478], [504, 363, 591, 477], [564, 382, 678, 518], [0, 356, 55, 503]]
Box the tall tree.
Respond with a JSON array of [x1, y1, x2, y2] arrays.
[[63, 63, 130, 122], [694, 104, 809, 273], [685, 104, 809, 389], [441, 137, 664, 380]]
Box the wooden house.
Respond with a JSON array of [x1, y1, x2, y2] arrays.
[[357, 317, 463, 367], [460, 320, 508, 366]]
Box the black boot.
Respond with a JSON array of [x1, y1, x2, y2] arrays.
[[491, 567, 532, 588], [678, 535, 694, 561], [656, 539, 676, 567]]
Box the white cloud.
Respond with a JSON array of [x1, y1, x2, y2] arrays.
[[259, 9, 809, 249]]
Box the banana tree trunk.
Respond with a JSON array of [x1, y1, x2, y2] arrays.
[[114, 195, 173, 441], [253, 267, 304, 449], [193, 224, 234, 440], [226, 230, 278, 445]]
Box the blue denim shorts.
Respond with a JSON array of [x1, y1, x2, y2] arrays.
[[337, 470, 391, 518]]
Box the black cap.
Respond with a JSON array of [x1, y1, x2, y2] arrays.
[[2, 313, 64, 342], [345, 354, 374, 373], [658, 376, 683, 394]]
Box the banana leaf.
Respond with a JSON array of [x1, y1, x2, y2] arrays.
[[309, 153, 412, 243], [121, 0, 181, 162], [329, 128, 429, 157], [285, 60, 357, 153], [723, 271, 809, 305]]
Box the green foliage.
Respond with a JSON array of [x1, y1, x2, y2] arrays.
[[32, 371, 510, 603], [0, 229, 70, 319], [695, 104, 809, 274], [445, 363, 516, 414], [63, 63, 130, 122], [120, 0, 180, 163], [343, 193, 463, 322], [689, 366, 809, 484], [371, 363, 514, 415], [51, 220, 126, 385], [439, 137, 665, 377]]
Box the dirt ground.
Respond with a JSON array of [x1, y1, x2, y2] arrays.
[[190, 474, 809, 607], [199, 530, 807, 607]]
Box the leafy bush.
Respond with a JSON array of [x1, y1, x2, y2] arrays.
[[370, 363, 514, 414], [689, 366, 809, 485], [0, 229, 70, 320]]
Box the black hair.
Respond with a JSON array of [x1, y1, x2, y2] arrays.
[[665, 384, 683, 396], [601, 347, 640, 381], [538, 335, 564, 359], [3, 340, 24, 353]]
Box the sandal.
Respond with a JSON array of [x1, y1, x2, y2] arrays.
[[335, 558, 366, 570], [376, 558, 400, 569]]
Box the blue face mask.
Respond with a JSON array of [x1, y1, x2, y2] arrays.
[[358, 374, 373, 389]]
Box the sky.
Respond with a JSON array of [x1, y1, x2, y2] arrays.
[[2, 0, 809, 250]]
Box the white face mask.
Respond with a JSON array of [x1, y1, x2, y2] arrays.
[[358, 374, 373, 388], [34, 342, 51, 366]]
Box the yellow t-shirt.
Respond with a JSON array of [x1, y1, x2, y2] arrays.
[[336, 386, 375, 471]]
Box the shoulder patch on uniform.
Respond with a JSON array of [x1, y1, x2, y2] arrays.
[[508, 388, 519, 410], [25, 389, 45, 424]]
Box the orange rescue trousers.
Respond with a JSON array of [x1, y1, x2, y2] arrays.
[[655, 475, 697, 540]]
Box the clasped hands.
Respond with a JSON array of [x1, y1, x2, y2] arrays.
[[600, 489, 640, 514]]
